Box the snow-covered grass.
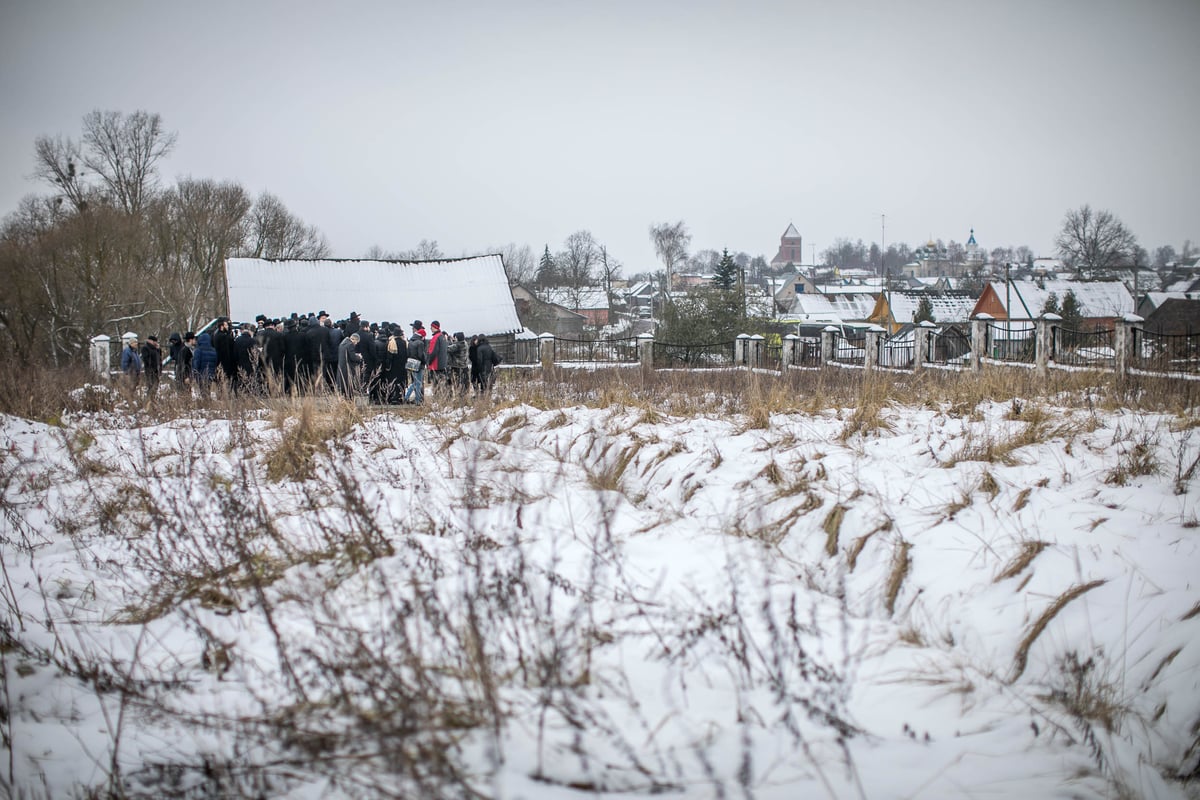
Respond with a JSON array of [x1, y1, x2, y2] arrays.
[[2, 367, 1199, 799]]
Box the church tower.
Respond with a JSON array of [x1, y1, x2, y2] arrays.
[[770, 223, 803, 269]]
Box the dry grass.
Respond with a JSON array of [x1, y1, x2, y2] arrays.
[[1010, 580, 1107, 682], [822, 504, 847, 556], [263, 397, 361, 482], [6, 356, 1199, 427], [883, 540, 912, 616], [995, 540, 1048, 582]]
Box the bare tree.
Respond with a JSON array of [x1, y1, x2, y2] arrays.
[[79, 110, 177, 215], [557, 230, 599, 287], [32, 135, 92, 212], [649, 221, 690, 290], [405, 239, 444, 259], [240, 192, 329, 259], [599, 245, 622, 307], [1055, 204, 1138, 278], [149, 179, 251, 331], [493, 242, 536, 286]]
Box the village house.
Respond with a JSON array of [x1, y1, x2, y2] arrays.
[[972, 279, 1135, 326], [867, 291, 979, 334], [510, 285, 586, 337]]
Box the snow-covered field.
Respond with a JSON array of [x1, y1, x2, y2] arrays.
[[2, 392, 1198, 798]]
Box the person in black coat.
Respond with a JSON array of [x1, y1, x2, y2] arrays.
[[284, 319, 307, 395], [168, 332, 192, 390], [306, 316, 327, 390], [233, 325, 258, 395], [356, 321, 377, 392], [263, 320, 286, 394], [474, 335, 502, 394], [213, 318, 236, 388], [141, 334, 163, 400], [322, 318, 340, 391]]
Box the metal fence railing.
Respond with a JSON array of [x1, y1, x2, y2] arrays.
[[1053, 326, 1115, 369], [498, 322, 1200, 379], [553, 336, 640, 363], [986, 321, 1036, 364], [1135, 329, 1200, 375], [830, 331, 866, 366], [879, 335, 915, 369], [926, 327, 972, 368], [652, 340, 736, 368]]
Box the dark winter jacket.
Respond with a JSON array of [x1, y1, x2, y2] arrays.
[[120, 344, 143, 376], [234, 331, 258, 378], [447, 334, 469, 369], [192, 333, 218, 382], [323, 322, 341, 366], [169, 335, 192, 382], [141, 340, 162, 378], [214, 326, 236, 378], [263, 328, 286, 375], [475, 338, 501, 384], [407, 333, 427, 370]]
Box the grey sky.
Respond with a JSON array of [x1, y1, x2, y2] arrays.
[[2, 0, 1197, 272]]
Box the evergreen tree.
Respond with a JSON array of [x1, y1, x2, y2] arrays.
[[536, 245, 557, 286], [712, 248, 739, 290], [913, 296, 935, 324], [1060, 289, 1084, 330], [1041, 292, 1061, 316]]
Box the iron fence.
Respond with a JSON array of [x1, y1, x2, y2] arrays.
[[830, 331, 866, 366], [1053, 326, 1115, 369], [553, 336, 640, 363], [879, 335, 915, 369], [653, 340, 736, 368], [1135, 329, 1200, 375], [927, 327, 972, 367], [986, 321, 1036, 363]]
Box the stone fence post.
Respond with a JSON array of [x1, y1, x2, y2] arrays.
[[638, 332, 655, 375], [539, 332, 555, 377], [782, 334, 798, 371], [1036, 313, 1059, 377], [735, 334, 749, 368], [90, 335, 112, 378], [864, 326, 885, 371], [821, 326, 837, 365], [749, 334, 764, 369], [1116, 314, 1142, 377], [970, 314, 992, 372], [914, 321, 935, 372]]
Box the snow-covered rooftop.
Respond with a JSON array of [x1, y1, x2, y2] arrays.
[[225, 255, 523, 335]]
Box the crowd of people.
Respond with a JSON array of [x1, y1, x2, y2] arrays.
[[120, 311, 503, 404]]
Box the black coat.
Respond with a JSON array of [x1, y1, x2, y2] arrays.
[[214, 327, 236, 377]]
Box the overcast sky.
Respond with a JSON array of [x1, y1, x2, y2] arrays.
[[2, 0, 1197, 272]]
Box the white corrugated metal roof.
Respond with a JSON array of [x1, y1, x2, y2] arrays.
[[987, 279, 1134, 320], [225, 256, 523, 335]]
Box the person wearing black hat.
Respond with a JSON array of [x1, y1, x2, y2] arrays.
[[214, 318, 236, 388], [284, 317, 306, 395], [168, 332, 190, 390], [141, 334, 162, 399]]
